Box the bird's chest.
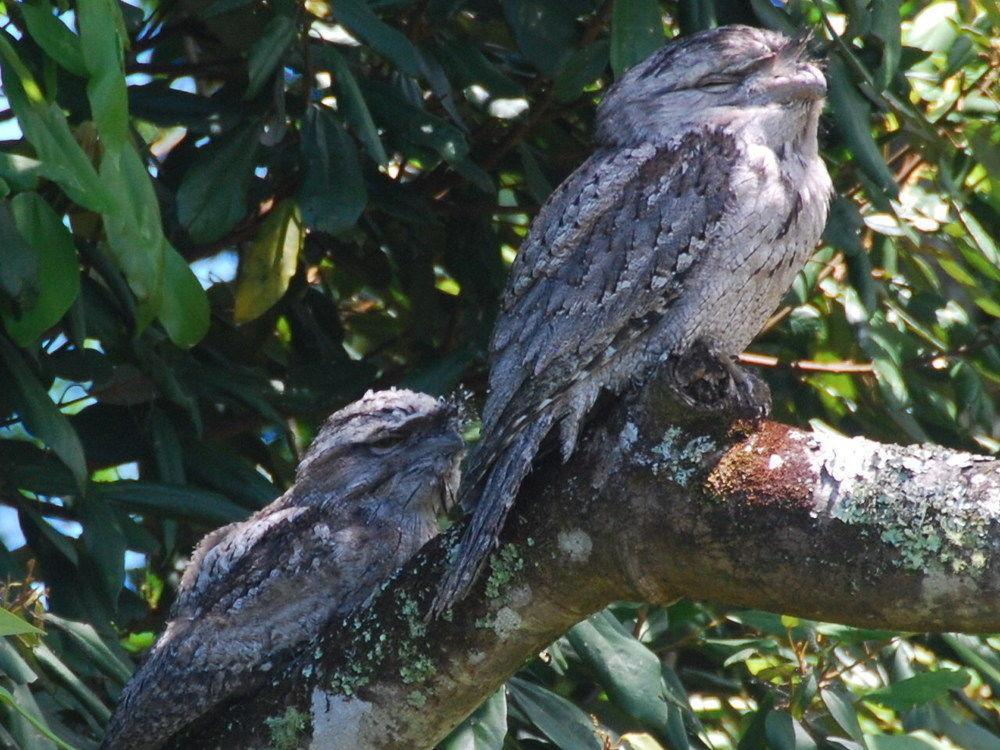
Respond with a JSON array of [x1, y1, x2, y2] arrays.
[[681, 145, 828, 350]]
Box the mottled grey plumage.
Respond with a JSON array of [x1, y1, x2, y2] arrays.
[[433, 25, 832, 613], [102, 389, 464, 750]]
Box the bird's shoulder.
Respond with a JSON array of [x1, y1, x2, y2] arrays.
[[171, 496, 362, 620], [487, 128, 741, 397]]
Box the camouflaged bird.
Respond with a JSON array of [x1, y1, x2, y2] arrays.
[[102, 389, 464, 749], [433, 25, 832, 614]]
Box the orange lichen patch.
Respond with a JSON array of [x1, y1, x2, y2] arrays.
[[704, 422, 814, 510]]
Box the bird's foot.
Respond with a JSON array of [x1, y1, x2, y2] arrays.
[[664, 340, 771, 423]]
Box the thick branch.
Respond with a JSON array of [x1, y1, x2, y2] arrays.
[[173, 373, 1000, 750]]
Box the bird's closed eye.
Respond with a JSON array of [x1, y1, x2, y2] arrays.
[[370, 434, 403, 449], [698, 73, 738, 90]]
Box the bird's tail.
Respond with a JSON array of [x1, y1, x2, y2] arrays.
[[430, 411, 553, 617]]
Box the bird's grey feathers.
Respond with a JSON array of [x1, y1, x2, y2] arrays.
[[102, 389, 464, 750], [433, 25, 832, 613]]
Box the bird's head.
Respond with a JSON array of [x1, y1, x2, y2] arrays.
[[596, 25, 825, 149], [297, 388, 465, 515]]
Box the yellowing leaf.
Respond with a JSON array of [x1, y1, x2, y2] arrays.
[[234, 201, 302, 323]]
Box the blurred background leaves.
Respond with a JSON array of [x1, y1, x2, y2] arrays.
[[0, 0, 996, 747]]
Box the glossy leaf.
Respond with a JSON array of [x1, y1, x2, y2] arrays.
[[507, 677, 602, 750]]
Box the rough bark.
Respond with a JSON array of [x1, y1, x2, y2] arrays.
[[169, 371, 1000, 750]]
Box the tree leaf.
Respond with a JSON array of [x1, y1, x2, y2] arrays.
[[553, 41, 610, 102], [246, 14, 296, 100], [439, 687, 507, 750], [0, 608, 44, 638], [863, 670, 970, 712], [2, 192, 81, 346], [176, 125, 261, 243], [567, 610, 686, 745], [297, 105, 366, 236], [44, 613, 132, 684], [318, 47, 389, 165], [820, 686, 866, 745], [158, 243, 210, 348], [0, 41, 116, 213], [507, 677, 602, 750], [503, 0, 576, 75], [826, 55, 898, 198], [89, 480, 248, 525], [611, 0, 664, 77], [17, 2, 86, 77], [99, 142, 166, 311], [77, 0, 130, 147], [233, 199, 302, 322], [331, 0, 423, 76], [78, 494, 126, 607], [0, 338, 86, 489], [0, 200, 39, 319]]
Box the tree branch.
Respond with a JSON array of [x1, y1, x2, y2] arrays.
[[171, 366, 1000, 750]]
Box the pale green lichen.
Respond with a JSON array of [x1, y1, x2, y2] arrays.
[[265, 707, 309, 750], [400, 653, 435, 684], [484, 543, 524, 599], [830, 447, 994, 575], [650, 427, 717, 486], [406, 690, 427, 708]]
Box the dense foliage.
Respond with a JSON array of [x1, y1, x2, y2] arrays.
[[0, 0, 997, 747]]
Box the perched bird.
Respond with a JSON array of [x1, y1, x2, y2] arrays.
[[102, 389, 464, 750], [433, 25, 832, 613]]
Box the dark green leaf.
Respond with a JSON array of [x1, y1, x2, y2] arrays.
[[503, 0, 576, 75], [176, 125, 261, 243], [567, 610, 686, 745], [298, 105, 367, 235], [246, 14, 297, 100], [826, 55, 898, 198], [610, 0, 664, 77], [553, 41, 610, 102], [90, 480, 248, 525], [78, 495, 126, 605], [0, 200, 38, 319], [331, 0, 423, 76], [820, 686, 865, 744], [507, 677, 602, 750], [0, 337, 86, 489], [318, 47, 389, 164]]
